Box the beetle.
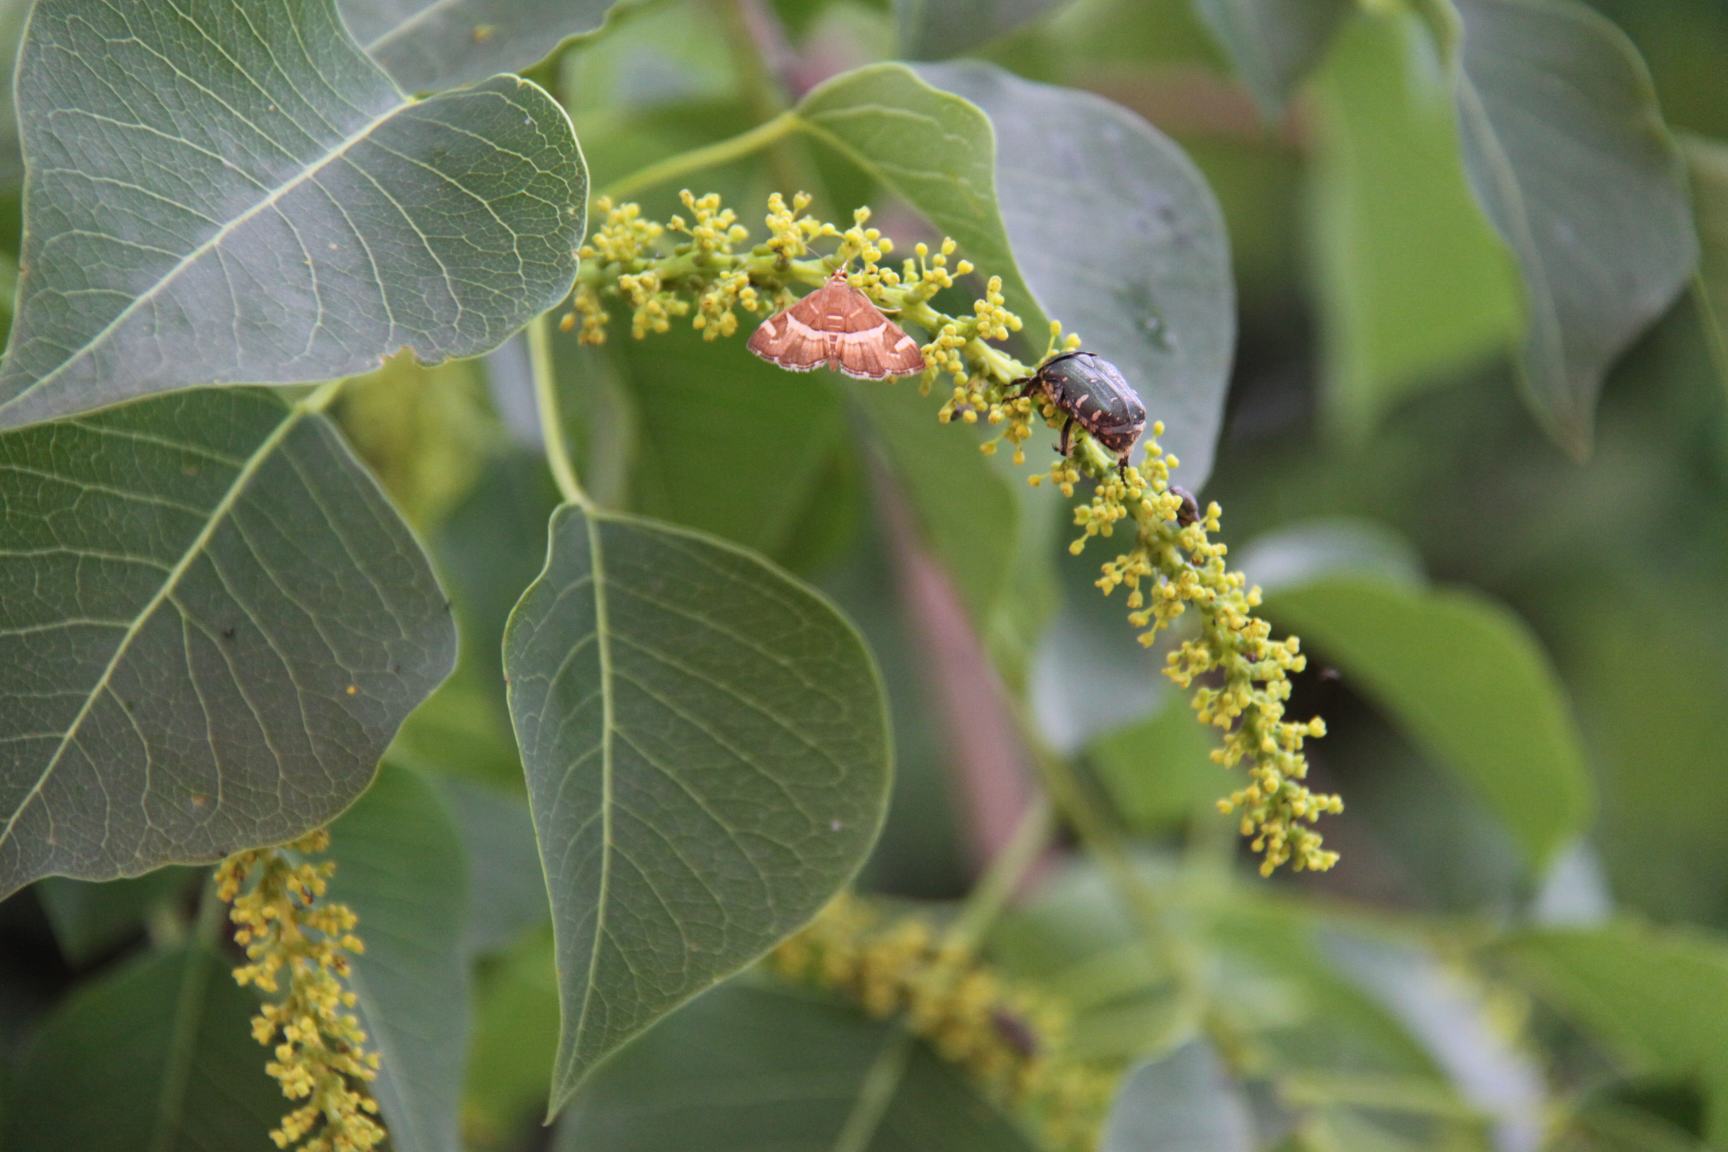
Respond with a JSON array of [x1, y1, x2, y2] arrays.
[[1012, 351, 1147, 476]]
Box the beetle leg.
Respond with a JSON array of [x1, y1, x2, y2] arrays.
[[1117, 451, 1132, 481], [1058, 416, 1074, 457], [1010, 374, 1038, 400]]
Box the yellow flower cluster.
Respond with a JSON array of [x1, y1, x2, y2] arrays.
[[561, 190, 1339, 874], [1084, 430, 1342, 876], [216, 830, 384, 1152], [771, 894, 1112, 1151]]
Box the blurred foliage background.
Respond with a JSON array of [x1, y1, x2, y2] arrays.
[[3, 0, 1728, 1150]]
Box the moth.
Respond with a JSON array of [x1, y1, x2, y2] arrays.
[[747, 268, 926, 379]]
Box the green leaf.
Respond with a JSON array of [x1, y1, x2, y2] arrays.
[[1104, 1041, 1254, 1152], [793, 64, 1042, 334], [557, 981, 1039, 1152], [338, 0, 622, 93], [1309, 10, 1523, 438], [894, 0, 1074, 59], [606, 325, 846, 557], [0, 388, 457, 900], [854, 381, 1020, 625], [1453, 0, 1698, 456], [35, 868, 197, 966], [2, 944, 280, 1151], [1496, 924, 1728, 1143], [1192, 0, 1352, 117], [0, 0, 585, 430], [326, 763, 470, 1152], [919, 63, 1237, 488], [1263, 574, 1591, 871], [503, 504, 892, 1112], [434, 776, 548, 955], [1684, 135, 1728, 404]]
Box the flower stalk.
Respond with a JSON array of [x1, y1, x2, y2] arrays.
[[216, 831, 384, 1152], [564, 190, 1341, 875]]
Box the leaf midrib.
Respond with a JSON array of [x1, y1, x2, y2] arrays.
[[364, 0, 462, 53], [569, 508, 616, 1074], [0, 398, 313, 860], [1, 96, 402, 413]]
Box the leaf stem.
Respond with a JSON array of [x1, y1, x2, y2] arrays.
[[1010, 700, 1208, 1048], [530, 314, 589, 508], [945, 795, 1054, 954], [1691, 270, 1728, 404], [602, 111, 797, 201]]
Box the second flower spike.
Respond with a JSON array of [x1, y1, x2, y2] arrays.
[[747, 267, 927, 379]]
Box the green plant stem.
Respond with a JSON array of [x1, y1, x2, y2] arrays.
[[530, 314, 589, 507], [716, 0, 803, 196], [603, 112, 797, 201], [945, 795, 1055, 954], [1010, 700, 1208, 1047], [1692, 271, 1728, 403], [301, 376, 346, 415]]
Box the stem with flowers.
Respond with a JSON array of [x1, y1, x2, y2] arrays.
[[563, 189, 1342, 877]]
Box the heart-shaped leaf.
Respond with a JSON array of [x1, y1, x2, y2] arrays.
[[919, 62, 1236, 487], [338, 0, 622, 94], [557, 982, 1040, 1152], [1308, 9, 1523, 438], [1453, 0, 1698, 456], [0, 0, 585, 431], [793, 64, 1043, 333], [1261, 571, 1591, 872], [0, 388, 457, 900], [504, 504, 891, 1112], [327, 763, 470, 1152], [2, 944, 280, 1151]]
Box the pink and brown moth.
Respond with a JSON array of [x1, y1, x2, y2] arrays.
[[747, 268, 926, 379]]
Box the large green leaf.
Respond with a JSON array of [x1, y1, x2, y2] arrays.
[[338, 0, 622, 93], [504, 504, 891, 1112], [1453, 0, 1698, 456], [894, 0, 1074, 59], [1263, 574, 1591, 872], [1104, 1041, 1254, 1152], [327, 763, 469, 1152], [1309, 9, 1523, 438], [1192, 0, 1352, 117], [2, 944, 280, 1151], [1496, 925, 1728, 1144], [0, 0, 585, 431], [0, 388, 457, 900], [920, 63, 1236, 487], [557, 981, 1039, 1152], [793, 64, 1042, 335]]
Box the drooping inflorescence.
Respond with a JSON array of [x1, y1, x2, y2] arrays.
[[216, 831, 385, 1152], [564, 189, 1341, 875], [771, 893, 1112, 1151]]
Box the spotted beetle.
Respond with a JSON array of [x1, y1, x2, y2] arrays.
[[1012, 351, 1147, 476]]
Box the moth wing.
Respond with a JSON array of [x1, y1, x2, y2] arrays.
[[879, 318, 927, 377], [747, 302, 831, 373]]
